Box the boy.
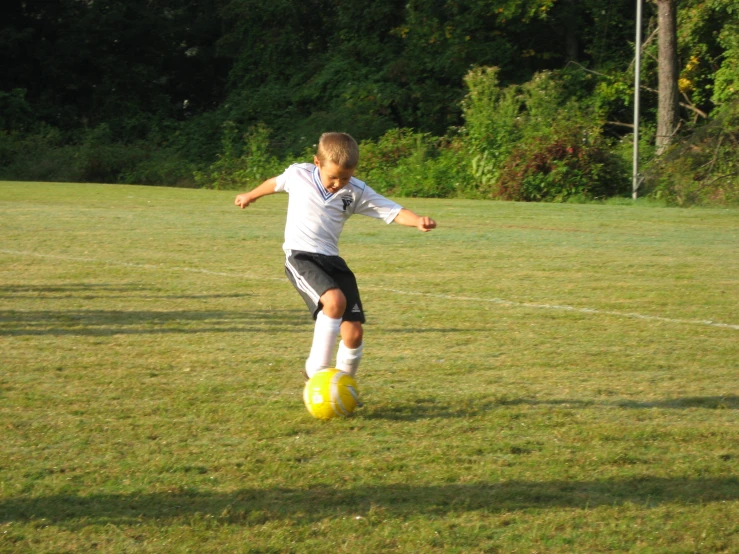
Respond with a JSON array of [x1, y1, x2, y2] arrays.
[[235, 132, 436, 382]]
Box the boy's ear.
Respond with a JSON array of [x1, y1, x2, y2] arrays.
[[313, 155, 321, 168]]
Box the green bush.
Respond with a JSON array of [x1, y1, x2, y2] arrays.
[[0, 89, 34, 131], [459, 67, 630, 201], [358, 128, 424, 192], [645, 101, 739, 206], [120, 149, 197, 188], [461, 67, 523, 194], [496, 130, 629, 202], [194, 122, 283, 190], [0, 126, 82, 182], [358, 129, 472, 198], [73, 125, 149, 183], [0, 122, 201, 187]]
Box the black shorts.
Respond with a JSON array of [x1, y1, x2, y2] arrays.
[[284, 251, 366, 323]]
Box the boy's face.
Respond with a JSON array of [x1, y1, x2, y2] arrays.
[[314, 156, 355, 194]]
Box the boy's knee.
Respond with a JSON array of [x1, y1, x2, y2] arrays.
[[341, 321, 363, 348], [319, 288, 346, 318]]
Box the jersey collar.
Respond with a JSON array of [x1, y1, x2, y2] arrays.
[[312, 167, 336, 202]]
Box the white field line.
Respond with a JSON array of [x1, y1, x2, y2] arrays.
[[3, 248, 738, 331], [368, 287, 739, 330]]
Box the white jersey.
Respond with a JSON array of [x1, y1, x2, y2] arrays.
[[274, 163, 402, 256]]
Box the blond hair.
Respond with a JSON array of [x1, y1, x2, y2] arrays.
[[316, 132, 359, 169]]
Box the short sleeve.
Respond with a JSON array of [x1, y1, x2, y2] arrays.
[[275, 163, 307, 193], [353, 183, 403, 224], [274, 167, 290, 193]]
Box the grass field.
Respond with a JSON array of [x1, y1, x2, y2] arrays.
[[1, 181, 737, 553]]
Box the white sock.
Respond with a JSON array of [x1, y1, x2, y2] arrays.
[[305, 312, 342, 378], [336, 340, 363, 378]]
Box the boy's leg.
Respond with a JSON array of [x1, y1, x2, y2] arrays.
[[330, 261, 365, 378], [337, 321, 363, 377], [304, 288, 345, 378], [285, 253, 344, 379], [285, 252, 366, 379]]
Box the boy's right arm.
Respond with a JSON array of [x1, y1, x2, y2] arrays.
[[234, 177, 278, 209]]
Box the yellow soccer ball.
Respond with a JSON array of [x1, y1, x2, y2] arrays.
[[303, 369, 360, 420]]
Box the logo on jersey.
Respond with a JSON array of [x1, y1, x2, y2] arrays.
[[341, 195, 353, 212]]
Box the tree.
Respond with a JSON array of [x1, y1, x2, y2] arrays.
[[655, 0, 680, 154], [0, 0, 227, 137]]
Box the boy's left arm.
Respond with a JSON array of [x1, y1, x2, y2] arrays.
[[393, 208, 437, 232]]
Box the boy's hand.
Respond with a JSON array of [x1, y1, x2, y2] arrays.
[[234, 193, 254, 209], [234, 178, 279, 209], [417, 216, 437, 232], [393, 209, 437, 231]]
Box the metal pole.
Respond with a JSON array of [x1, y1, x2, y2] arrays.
[[633, 0, 643, 200]]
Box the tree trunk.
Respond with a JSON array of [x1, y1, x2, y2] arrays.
[[563, 0, 579, 62], [656, 0, 680, 155]]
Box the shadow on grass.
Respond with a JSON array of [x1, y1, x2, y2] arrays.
[[363, 395, 739, 421], [0, 284, 142, 295], [0, 283, 255, 301], [499, 396, 739, 411], [1, 477, 736, 526], [0, 309, 310, 336], [380, 327, 486, 333], [615, 396, 739, 409], [362, 398, 501, 420]]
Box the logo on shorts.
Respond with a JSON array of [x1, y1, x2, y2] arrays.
[[352, 304, 361, 313], [341, 195, 353, 212]]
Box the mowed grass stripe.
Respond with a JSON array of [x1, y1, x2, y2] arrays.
[[2, 247, 737, 331]]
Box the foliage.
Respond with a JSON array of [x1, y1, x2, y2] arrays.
[[645, 100, 739, 205], [119, 149, 197, 188], [677, 0, 725, 110], [0, 126, 81, 182], [496, 130, 629, 201], [0, 123, 199, 186], [358, 129, 473, 198], [708, 0, 739, 104], [460, 67, 629, 201], [73, 125, 149, 183], [193, 122, 283, 190], [0, 0, 228, 139], [461, 67, 523, 194], [0, 0, 639, 147], [2, 0, 739, 204], [0, 88, 34, 131]]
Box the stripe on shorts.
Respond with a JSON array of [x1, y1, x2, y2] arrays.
[[285, 255, 321, 304]]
